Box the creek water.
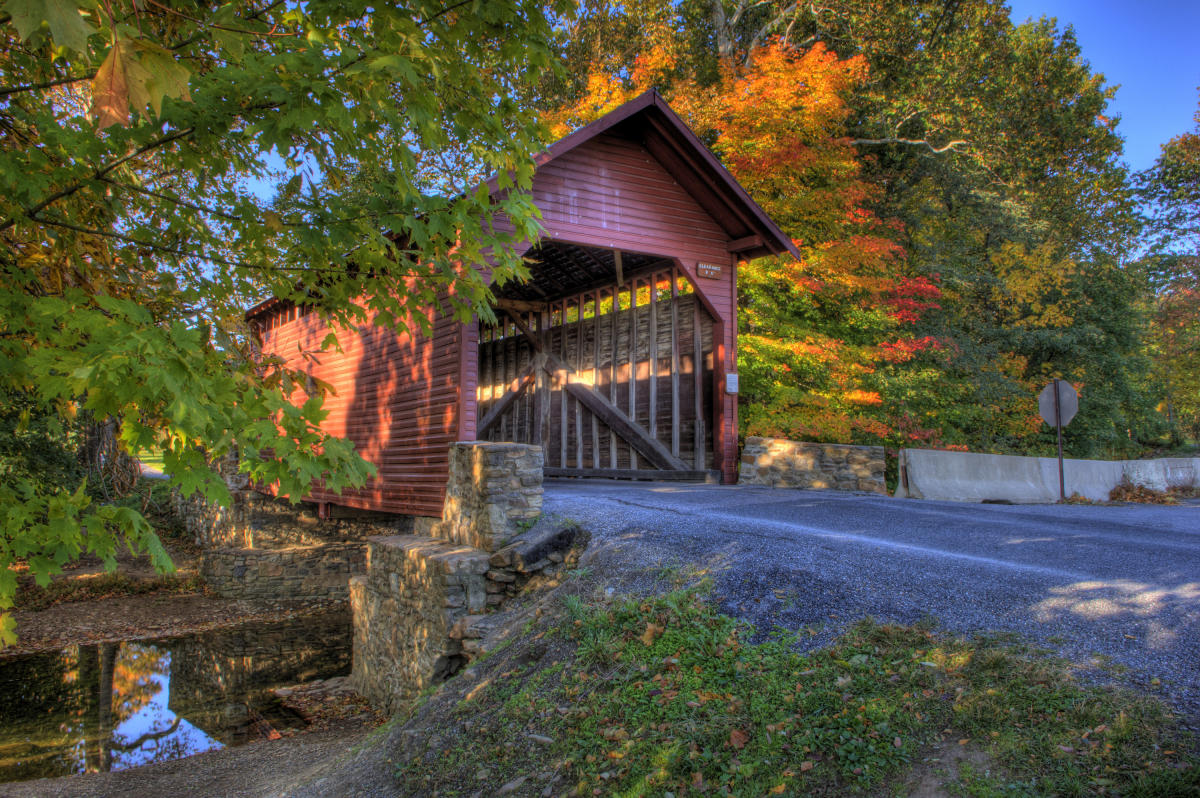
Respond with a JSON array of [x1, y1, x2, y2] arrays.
[[0, 609, 352, 784]]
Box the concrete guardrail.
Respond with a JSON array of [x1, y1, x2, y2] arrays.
[[894, 448, 1200, 503]]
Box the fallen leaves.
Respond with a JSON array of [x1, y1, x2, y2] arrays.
[[728, 728, 749, 750], [640, 622, 664, 646]]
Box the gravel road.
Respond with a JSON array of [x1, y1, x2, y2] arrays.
[[545, 481, 1200, 725]]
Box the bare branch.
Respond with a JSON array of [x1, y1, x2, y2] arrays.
[[0, 72, 95, 98], [852, 137, 969, 154], [747, 2, 800, 55]]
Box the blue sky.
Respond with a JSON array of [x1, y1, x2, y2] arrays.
[[1007, 0, 1200, 172]]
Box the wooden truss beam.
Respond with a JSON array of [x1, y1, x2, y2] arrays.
[[494, 298, 549, 313], [563, 382, 688, 471], [502, 305, 689, 472], [477, 359, 538, 436]]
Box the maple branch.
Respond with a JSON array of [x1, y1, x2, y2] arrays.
[[0, 126, 197, 233], [852, 137, 969, 154], [98, 177, 243, 221], [0, 72, 95, 98], [418, 0, 475, 27], [30, 214, 359, 274], [140, 0, 298, 37]]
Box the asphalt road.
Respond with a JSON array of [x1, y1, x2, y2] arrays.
[[543, 481, 1200, 725]]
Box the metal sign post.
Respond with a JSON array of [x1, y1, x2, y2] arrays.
[[1038, 379, 1079, 501]]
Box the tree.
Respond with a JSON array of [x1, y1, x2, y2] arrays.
[[1140, 92, 1200, 441], [0, 0, 568, 645]]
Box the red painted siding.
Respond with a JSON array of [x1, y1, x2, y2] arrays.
[[257, 301, 462, 517]]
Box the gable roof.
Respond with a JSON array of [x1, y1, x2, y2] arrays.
[[248, 91, 798, 322], [526, 90, 801, 262]]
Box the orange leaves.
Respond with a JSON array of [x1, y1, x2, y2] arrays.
[[728, 728, 749, 750], [639, 622, 664, 647], [92, 40, 130, 129], [843, 389, 883, 406]]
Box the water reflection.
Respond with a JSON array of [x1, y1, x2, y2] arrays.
[[0, 610, 350, 783]]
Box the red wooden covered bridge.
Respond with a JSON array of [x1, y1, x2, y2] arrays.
[[247, 91, 799, 518]]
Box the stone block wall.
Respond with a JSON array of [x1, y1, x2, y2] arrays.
[[349, 442, 589, 715], [200, 543, 367, 601], [739, 437, 886, 494], [349, 535, 490, 715], [436, 442, 543, 552], [180, 489, 416, 550]]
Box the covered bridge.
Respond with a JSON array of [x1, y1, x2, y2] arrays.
[[247, 91, 799, 517]]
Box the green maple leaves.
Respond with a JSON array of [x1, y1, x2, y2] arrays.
[[4, 0, 193, 128], [92, 37, 192, 128], [4, 0, 93, 54]]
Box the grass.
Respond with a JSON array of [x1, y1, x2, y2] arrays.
[[136, 449, 167, 472], [397, 587, 1199, 797]]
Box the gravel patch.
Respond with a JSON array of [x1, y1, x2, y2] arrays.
[[544, 480, 1200, 727]]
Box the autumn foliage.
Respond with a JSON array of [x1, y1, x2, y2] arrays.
[[553, 41, 951, 447]]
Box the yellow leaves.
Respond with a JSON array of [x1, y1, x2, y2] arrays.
[[92, 40, 130, 129], [988, 242, 1077, 329]]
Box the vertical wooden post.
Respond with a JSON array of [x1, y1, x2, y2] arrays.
[[499, 320, 509, 441], [522, 311, 533, 441], [592, 291, 601, 468], [609, 286, 618, 469], [559, 300, 568, 469], [670, 268, 681, 458], [574, 295, 584, 469], [712, 317, 725, 480], [649, 273, 658, 441], [628, 279, 638, 470], [693, 292, 706, 470]]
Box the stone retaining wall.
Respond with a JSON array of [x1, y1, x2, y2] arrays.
[[738, 437, 886, 494], [437, 442, 543, 552], [349, 536, 489, 715], [200, 543, 367, 601], [180, 489, 417, 550], [350, 441, 589, 714]]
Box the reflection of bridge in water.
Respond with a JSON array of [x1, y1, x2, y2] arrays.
[[0, 609, 351, 783]]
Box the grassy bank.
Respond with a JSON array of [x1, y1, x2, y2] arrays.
[[394, 586, 1198, 797]]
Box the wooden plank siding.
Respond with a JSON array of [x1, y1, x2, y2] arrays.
[[256, 300, 463, 517]]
